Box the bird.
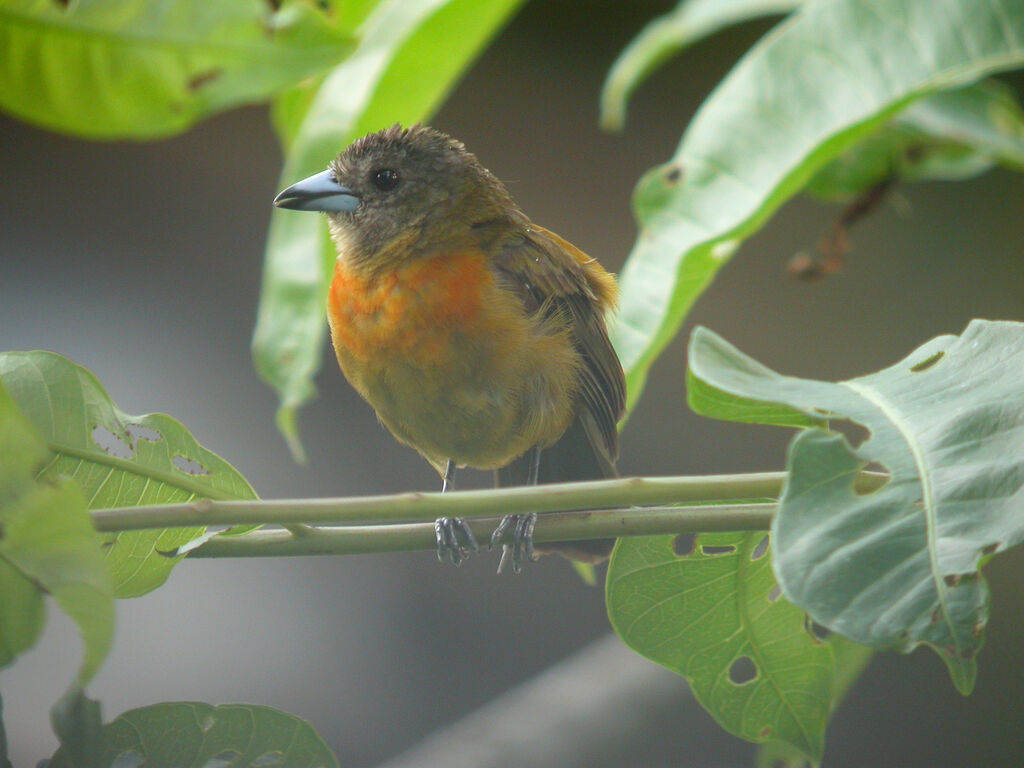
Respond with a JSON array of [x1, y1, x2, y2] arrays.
[[274, 124, 625, 573]]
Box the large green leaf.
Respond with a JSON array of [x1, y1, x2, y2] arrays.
[[611, 0, 1024, 414], [252, 0, 525, 459], [0, 0, 354, 139], [607, 531, 860, 761], [0, 351, 257, 598], [48, 701, 339, 768], [0, 381, 113, 688], [687, 320, 1024, 694], [600, 0, 804, 131]]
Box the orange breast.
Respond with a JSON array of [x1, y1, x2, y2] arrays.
[[327, 251, 491, 366]]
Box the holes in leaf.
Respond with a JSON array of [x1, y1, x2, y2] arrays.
[[700, 544, 736, 556], [982, 542, 1000, 556], [125, 423, 162, 446], [728, 656, 758, 685], [767, 585, 782, 603], [805, 615, 832, 642], [673, 533, 697, 557], [829, 419, 870, 449], [253, 752, 286, 767], [92, 426, 133, 459], [110, 751, 144, 768], [663, 164, 683, 184], [910, 351, 944, 373], [173, 455, 209, 476], [751, 535, 769, 560], [943, 572, 977, 588], [201, 714, 215, 732], [203, 751, 240, 768]]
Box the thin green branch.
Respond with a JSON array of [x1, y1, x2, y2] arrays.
[[186, 503, 775, 558], [92, 472, 821, 532], [87, 472, 887, 559]]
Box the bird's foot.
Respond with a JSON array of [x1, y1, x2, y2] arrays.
[[490, 513, 538, 575], [435, 517, 479, 566]]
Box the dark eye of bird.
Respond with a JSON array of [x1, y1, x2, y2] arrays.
[[372, 168, 400, 192]]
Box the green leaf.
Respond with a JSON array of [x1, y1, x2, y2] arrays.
[[607, 531, 846, 761], [51, 689, 103, 768], [687, 320, 1024, 693], [0, 351, 257, 598], [47, 701, 340, 768], [600, 0, 804, 131], [611, 0, 1024, 415], [0, 380, 113, 689], [808, 79, 1024, 200], [0, 0, 355, 139], [252, 0, 525, 458]]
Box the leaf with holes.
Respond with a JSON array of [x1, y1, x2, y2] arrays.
[[253, 0, 525, 458], [47, 701, 339, 768], [611, 0, 1024, 415], [0, 380, 113, 690], [0, 351, 257, 598], [0, 0, 358, 139], [607, 531, 852, 761], [687, 320, 1024, 693]]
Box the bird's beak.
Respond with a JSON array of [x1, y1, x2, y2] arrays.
[[273, 170, 360, 213]]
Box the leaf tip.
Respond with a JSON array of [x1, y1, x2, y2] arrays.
[[276, 406, 307, 464]]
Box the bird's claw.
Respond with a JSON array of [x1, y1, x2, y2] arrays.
[[435, 517, 479, 566], [491, 513, 538, 574]]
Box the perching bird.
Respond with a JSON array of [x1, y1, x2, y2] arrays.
[[274, 125, 625, 573]]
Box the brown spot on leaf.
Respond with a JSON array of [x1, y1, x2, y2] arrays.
[[943, 574, 961, 587], [187, 69, 222, 92], [664, 165, 683, 185], [982, 542, 999, 556]]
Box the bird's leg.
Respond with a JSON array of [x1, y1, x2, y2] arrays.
[[492, 447, 541, 574], [435, 460, 478, 566]]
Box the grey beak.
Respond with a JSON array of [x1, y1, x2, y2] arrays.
[[273, 170, 359, 213]]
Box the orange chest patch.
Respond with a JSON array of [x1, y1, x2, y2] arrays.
[[327, 251, 491, 363]]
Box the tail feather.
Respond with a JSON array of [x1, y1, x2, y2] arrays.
[[495, 414, 616, 564]]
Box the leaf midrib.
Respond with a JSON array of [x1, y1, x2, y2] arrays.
[[47, 442, 234, 502], [841, 380, 959, 652]]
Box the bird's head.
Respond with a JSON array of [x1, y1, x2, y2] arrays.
[[274, 124, 517, 269]]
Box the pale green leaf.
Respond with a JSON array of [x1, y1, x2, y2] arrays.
[[0, 381, 113, 689], [600, 0, 804, 131], [0, 0, 356, 139], [48, 701, 339, 768], [0, 351, 257, 598], [687, 320, 1024, 693], [252, 0, 525, 457], [612, 0, 1024, 415]]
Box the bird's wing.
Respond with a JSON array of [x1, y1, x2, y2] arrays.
[[490, 220, 626, 464]]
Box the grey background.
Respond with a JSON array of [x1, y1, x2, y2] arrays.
[[2, 1, 1024, 765]]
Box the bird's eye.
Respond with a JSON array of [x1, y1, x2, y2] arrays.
[[372, 168, 400, 192]]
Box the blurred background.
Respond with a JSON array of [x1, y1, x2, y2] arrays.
[[2, 0, 1024, 765]]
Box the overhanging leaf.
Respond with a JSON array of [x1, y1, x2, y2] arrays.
[[47, 701, 339, 768], [252, 0, 525, 459], [0, 0, 355, 139], [808, 79, 1024, 201], [0, 351, 257, 598], [611, 0, 1024, 415], [0, 381, 113, 689], [607, 531, 857, 761], [687, 320, 1024, 693], [600, 0, 804, 131]]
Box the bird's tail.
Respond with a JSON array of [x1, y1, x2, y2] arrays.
[[495, 412, 616, 564]]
